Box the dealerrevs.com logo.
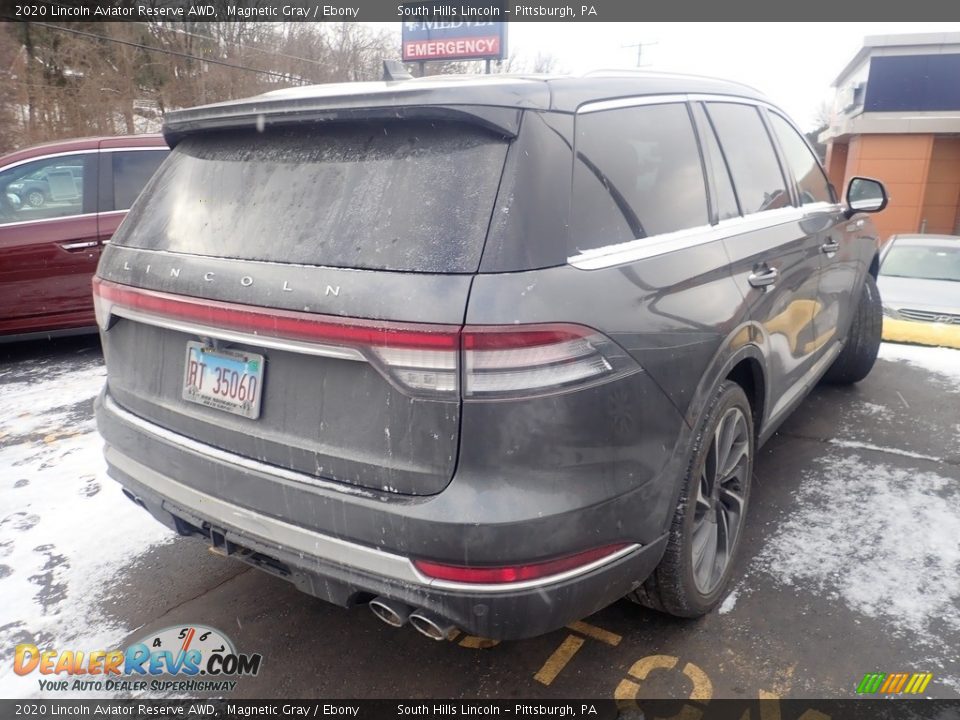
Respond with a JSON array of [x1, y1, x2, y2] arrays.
[[14, 624, 262, 693], [856, 672, 934, 695]]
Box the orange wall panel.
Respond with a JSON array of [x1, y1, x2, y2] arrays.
[[842, 134, 934, 240]]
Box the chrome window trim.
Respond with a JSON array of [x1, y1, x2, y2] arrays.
[[0, 147, 100, 174], [103, 402, 642, 593], [578, 93, 790, 116], [0, 211, 99, 229], [110, 305, 367, 362], [569, 204, 843, 270], [578, 94, 690, 113], [104, 146, 167, 153]]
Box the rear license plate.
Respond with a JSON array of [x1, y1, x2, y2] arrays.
[[182, 341, 264, 419]]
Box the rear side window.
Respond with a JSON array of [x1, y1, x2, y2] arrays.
[[114, 122, 509, 273], [572, 103, 709, 253], [706, 103, 790, 215], [113, 150, 167, 211], [766, 112, 833, 205]]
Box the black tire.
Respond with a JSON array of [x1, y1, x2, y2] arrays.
[[821, 273, 881, 385], [629, 380, 753, 617], [26, 190, 45, 208]]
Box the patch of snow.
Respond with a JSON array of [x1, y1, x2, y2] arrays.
[[878, 343, 960, 388], [718, 589, 739, 615], [828, 439, 941, 463], [0, 361, 175, 698], [855, 402, 887, 416], [756, 452, 960, 655]]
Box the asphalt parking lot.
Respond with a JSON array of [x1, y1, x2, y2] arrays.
[[1, 335, 958, 701]]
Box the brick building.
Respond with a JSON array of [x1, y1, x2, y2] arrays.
[[820, 33, 960, 241]]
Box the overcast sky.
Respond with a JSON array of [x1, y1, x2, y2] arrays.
[[410, 22, 960, 130]]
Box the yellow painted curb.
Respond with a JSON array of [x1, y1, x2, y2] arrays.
[[882, 318, 960, 350]]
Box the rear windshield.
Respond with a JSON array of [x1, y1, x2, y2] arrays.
[[114, 121, 509, 273]]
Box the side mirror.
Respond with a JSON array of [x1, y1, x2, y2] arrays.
[[845, 177, 888, 218]]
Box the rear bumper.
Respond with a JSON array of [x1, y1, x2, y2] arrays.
[[96, 390, 679, 639], [104, 445, 667, 640]]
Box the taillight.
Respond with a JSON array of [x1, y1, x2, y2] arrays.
[[93, 277, 461, 397], [93, 279, 639, 400], [462, 324, 639, 400], [413, 543, 631, 584]]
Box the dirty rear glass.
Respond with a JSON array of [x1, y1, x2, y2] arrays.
[[114, 122, 509, 273]]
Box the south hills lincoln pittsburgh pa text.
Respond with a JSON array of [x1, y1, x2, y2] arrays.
[[398, 6, 598, 18]]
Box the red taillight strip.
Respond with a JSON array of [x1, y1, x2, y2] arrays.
[[413, 543, 631, 584], [462, 325, 590, 350], [93, 278, 460, 350]]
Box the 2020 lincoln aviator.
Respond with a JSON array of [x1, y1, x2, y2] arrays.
[[94, 71, 887, 640]]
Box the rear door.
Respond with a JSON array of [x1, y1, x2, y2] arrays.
[[0, 151, 99, 335], [701, 101, 826, 421], [97, 120, 511, 496]]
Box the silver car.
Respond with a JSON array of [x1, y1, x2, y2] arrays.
[[878, 235, 960, 346]]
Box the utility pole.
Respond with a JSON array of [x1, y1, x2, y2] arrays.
[[621, 40, 658, 67]]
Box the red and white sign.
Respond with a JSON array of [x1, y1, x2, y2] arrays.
[[404, 36, 501, 60]]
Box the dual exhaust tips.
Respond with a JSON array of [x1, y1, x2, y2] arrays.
[[369, 597, 459, 641]]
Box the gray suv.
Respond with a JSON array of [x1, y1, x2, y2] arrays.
[[94, 72, 888, 641]]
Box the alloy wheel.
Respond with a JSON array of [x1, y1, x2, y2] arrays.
[[691, 406, 749, 595]]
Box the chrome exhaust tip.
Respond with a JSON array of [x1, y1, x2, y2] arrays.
[[409, 610, 459, 641], [369, 597, 412, 628]]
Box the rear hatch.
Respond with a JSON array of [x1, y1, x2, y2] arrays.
[[97, 118, 511, 496]]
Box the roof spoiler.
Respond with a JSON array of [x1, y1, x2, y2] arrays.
[[163, 102, 522, 147], [383, 60, 413, 82]]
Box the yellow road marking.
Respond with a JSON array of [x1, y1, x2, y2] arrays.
[[534, 635, 584, 686], [614, 678, 640, 701], [682, 662, 712, 700], [458, 635, 500, 649], [758, 689, 780, 720], [626, 654, 678, 679], [566, 620, 622, 646]]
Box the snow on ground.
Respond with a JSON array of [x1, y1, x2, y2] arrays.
[[718, 589, 739, 615], [878, 342, 960, 388], [750, 343, 960, 691], [0, 354, 175, 697]]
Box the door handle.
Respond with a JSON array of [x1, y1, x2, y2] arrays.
[[748, 266, 780, 288], [821, 238, 841, 254], [58, 240, 99, 252]]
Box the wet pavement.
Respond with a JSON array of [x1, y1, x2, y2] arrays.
[[1, 335, 958, 700]]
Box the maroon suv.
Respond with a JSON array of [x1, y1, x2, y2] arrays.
[[0, 135, 167, 341]]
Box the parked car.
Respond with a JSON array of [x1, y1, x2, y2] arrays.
[[0, 135, 168, 341], [878, 234, 960, 349], [93, 73, 887, 641], [6, 164, 84, 208]]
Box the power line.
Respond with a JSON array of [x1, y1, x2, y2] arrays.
[[139, 22, 327, 68], [28, 22, 308, 84]]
